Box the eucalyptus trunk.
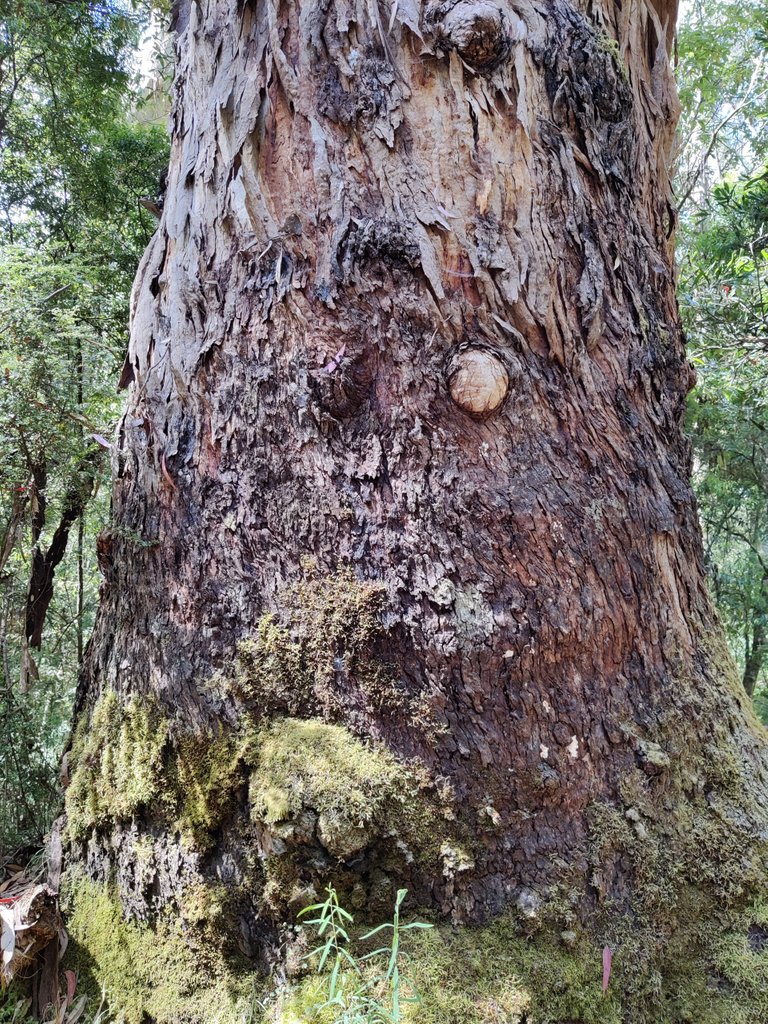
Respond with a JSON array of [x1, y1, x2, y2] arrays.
[[59, 0, 768, 1021]]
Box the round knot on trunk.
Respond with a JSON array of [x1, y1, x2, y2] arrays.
[[448, 348, 509, 417], [436, 1, 512, 72]]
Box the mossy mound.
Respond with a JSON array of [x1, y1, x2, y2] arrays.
[[63, 877, 258, 1024], [65, 693, 444, 867], [249, 717, 435, 860]]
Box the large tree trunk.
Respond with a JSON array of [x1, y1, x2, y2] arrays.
[[60, 0, 768, 1020]]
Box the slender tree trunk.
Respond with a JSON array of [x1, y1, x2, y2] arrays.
[[743, 568, 768, 696], [61, 0, 768, 1020]]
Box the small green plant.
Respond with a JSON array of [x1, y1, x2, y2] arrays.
[[299, 887, 433, 1023]]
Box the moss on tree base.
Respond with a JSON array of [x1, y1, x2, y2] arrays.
[[62, 877, 257, 1024], [62, 871, 768, 1024], [267, 881, 768, 1023], [60, 622, 768, 1022]]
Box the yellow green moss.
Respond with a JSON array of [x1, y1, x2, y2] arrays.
[[232, 563, 438, 730], [249, 717, 439, 861], [233, 562, 388, 716], [235, 612, 305, 708], [291, 559, 386, 672], [170, 730, 255, 849], [63, 877, 258, 1024], [598, 30, 629, 81], [267, 895, 768, 1024], [268, 915, 619, 1024], [584, 724, 768, 1012], [65, 689, 167, 840], [65, 695, 254, 852], [65, 693, 445, 871]]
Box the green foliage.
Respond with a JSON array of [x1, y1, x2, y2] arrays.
[[290, 887, 432, 1024], [0, 0, 170, 856], [677, 0, 768, 712], [675, 0, 768, 206], [0, 245, 125, 855], [0, 0, 166, 248], [0, 993, 34, 1023]]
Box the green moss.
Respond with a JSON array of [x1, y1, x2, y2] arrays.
[[232, 563, 439, 732], [580, 639, 768, 1019], [235, 613, 305, 710], [249, 717, 439, 862], [65, 689, 167, 840], [63, 877, 258, 1024], [597, 30, 629, 82], [65, 693, 255, 852], [269, 896, 768, 1024], [171, 730, 255, 849], [61, 875, 768, 1024], [270, 975, 334, 1024], [65, 692, 445, 874], [405, 919, 619, 1024], [63, 595, 768, 1023], [271, 915, 619, 1024], [233, 563, 387, 717], [292, 559, 386, 680]]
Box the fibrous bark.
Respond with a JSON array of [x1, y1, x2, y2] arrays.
[[60, 0, 768, 1019]]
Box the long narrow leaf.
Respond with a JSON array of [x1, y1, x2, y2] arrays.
[[360, 922, 393, 940]]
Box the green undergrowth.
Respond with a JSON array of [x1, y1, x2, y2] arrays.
[[273, 914, 617, 1024], [55, 877, 768, 1024]]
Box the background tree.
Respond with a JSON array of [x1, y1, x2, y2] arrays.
[[56, 0, 768, 1021]]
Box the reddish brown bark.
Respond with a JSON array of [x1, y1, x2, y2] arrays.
[[65, 0, 768, 1004]]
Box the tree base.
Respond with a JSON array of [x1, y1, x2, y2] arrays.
[[63, 872, 768, 1024]]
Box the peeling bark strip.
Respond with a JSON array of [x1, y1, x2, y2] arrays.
[[67, 0, 768, 1011]]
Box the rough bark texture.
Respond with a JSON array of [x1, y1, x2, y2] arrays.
[[62, 0, 768, 1018]]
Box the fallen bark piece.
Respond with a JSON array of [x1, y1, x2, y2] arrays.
[[0, 883, 60, 986]]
